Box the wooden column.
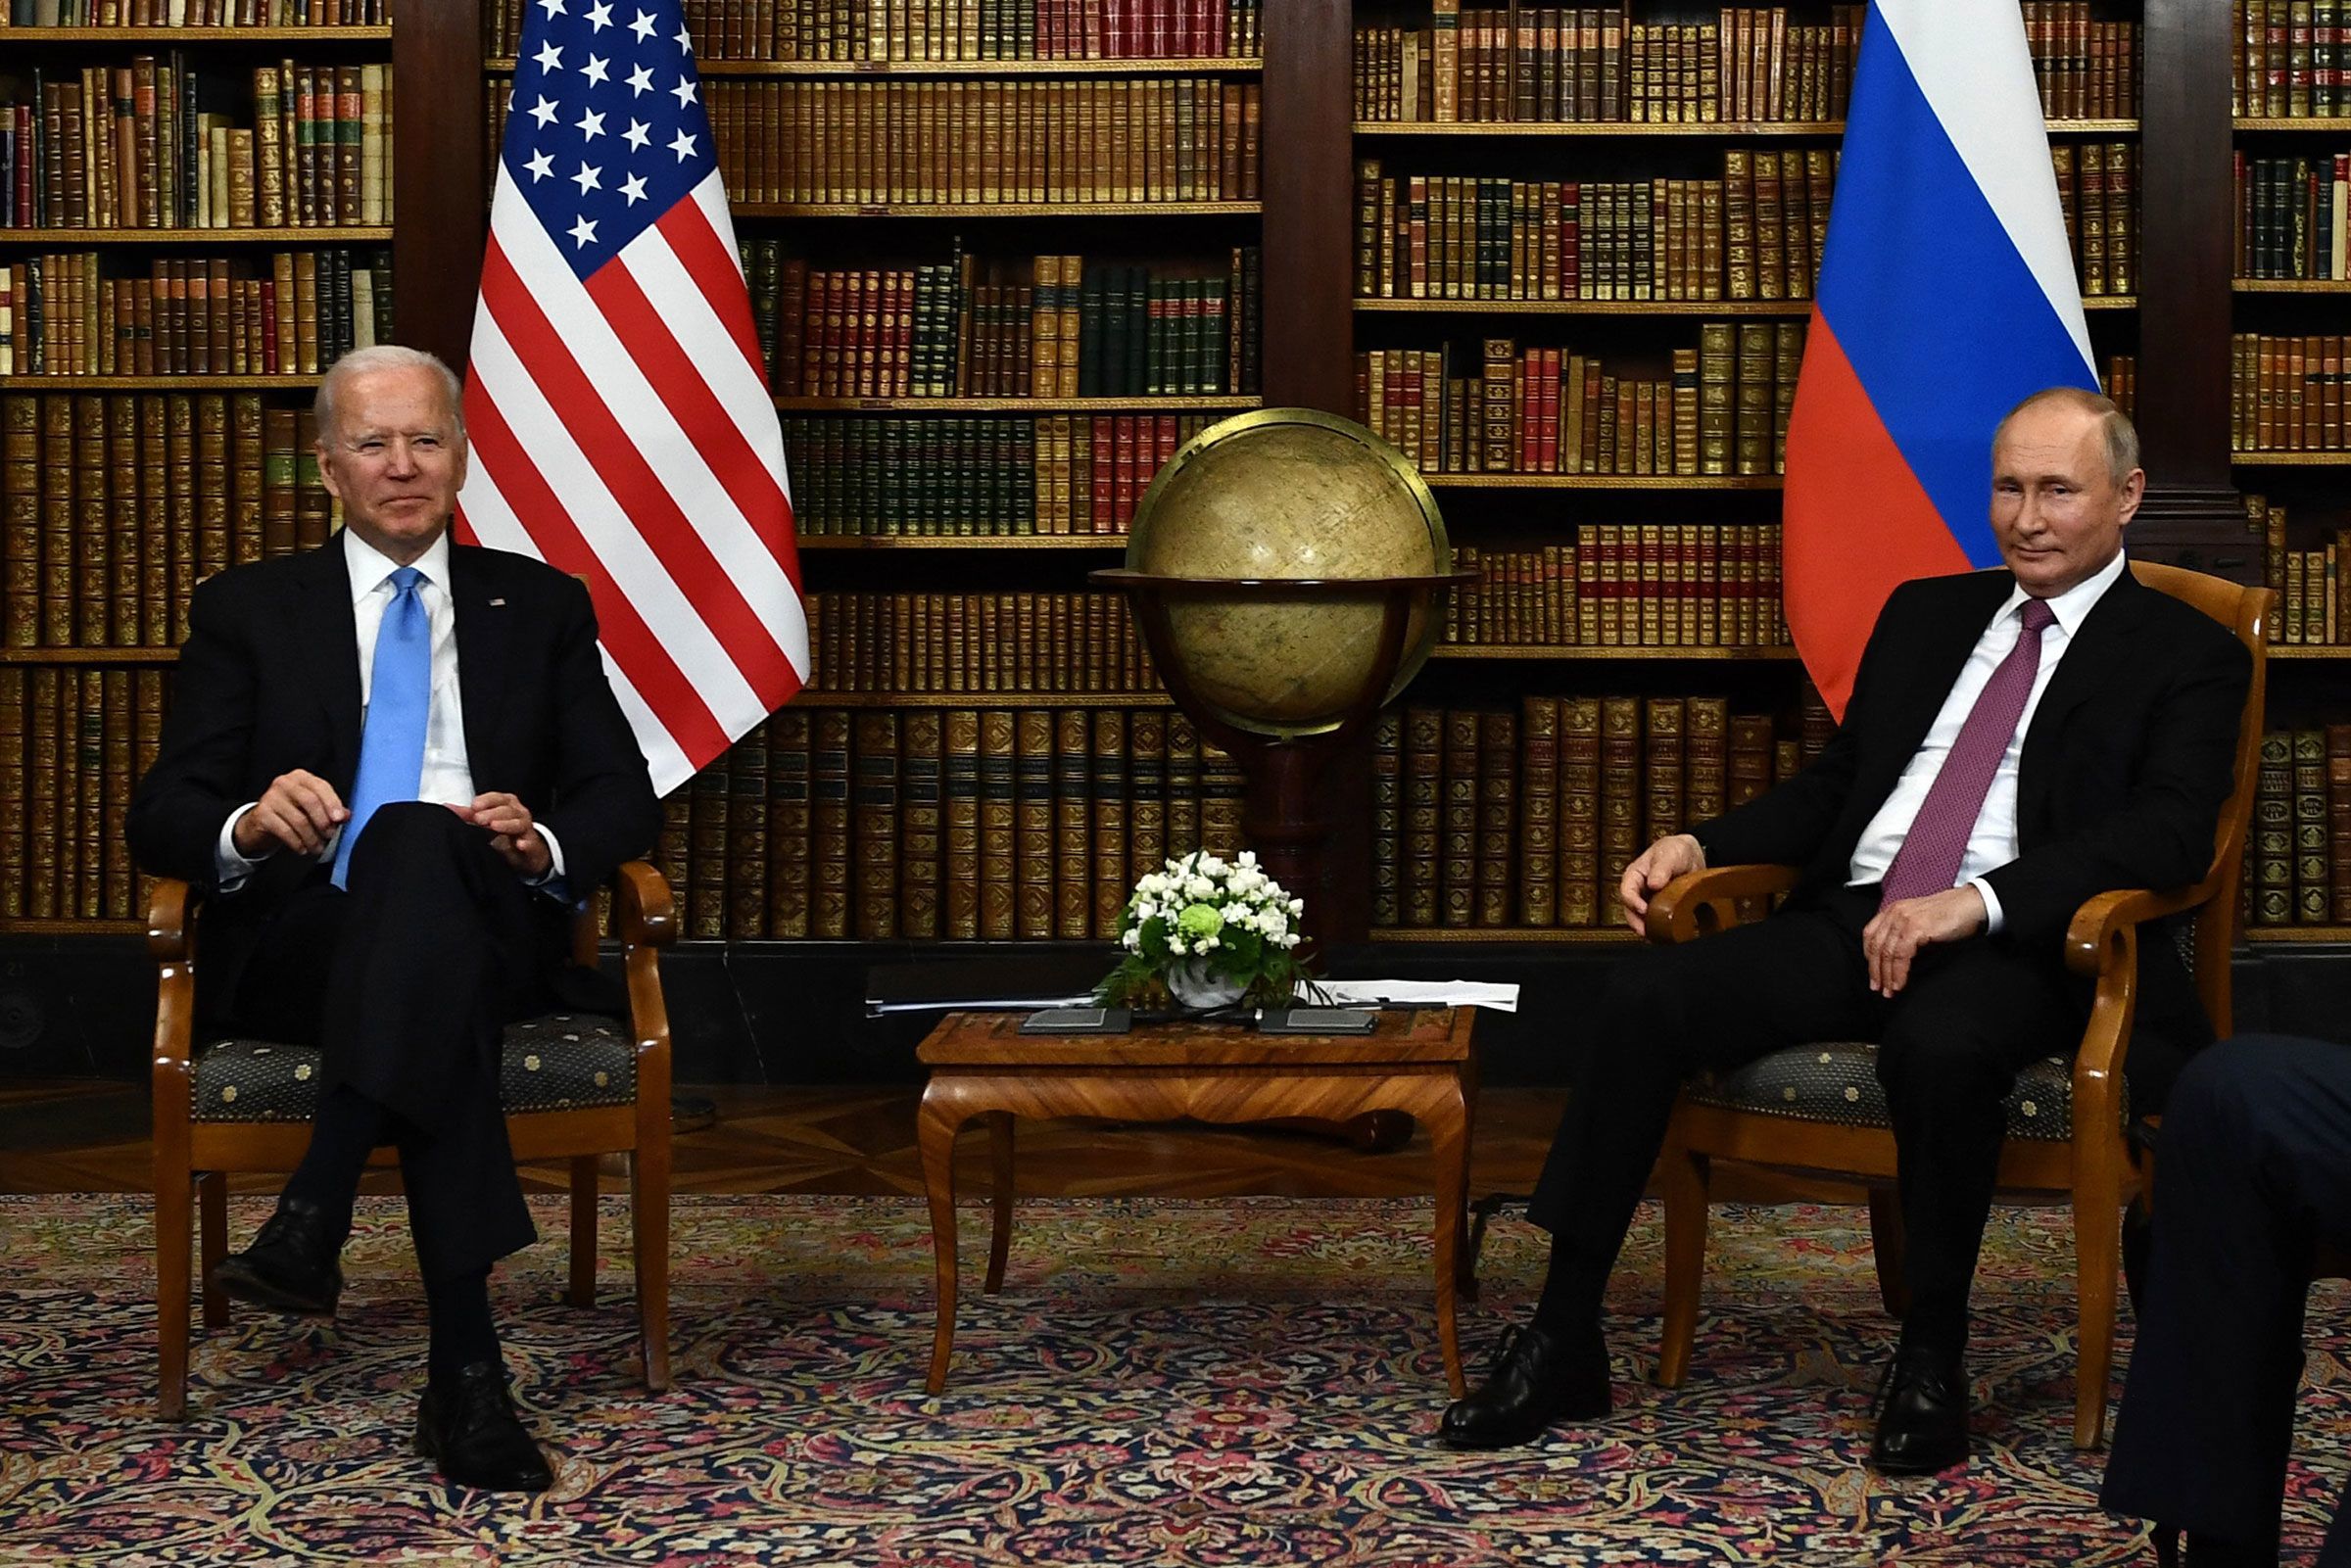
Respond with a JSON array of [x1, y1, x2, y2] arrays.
[[394, 1, 491, 371], [1260, 0, 1356, 416], [2131, 0, 2260, 580]]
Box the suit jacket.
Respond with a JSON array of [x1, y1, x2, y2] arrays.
[[128, 535, 663, 1021], [1692, 565, 2252, 1107]]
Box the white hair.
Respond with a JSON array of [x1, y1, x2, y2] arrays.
[[314, 345, 465, 443]]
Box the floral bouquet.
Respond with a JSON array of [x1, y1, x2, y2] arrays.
[[1095, 850, 1318, 1014]]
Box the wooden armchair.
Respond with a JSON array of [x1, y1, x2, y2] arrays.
[[1645, 561, 2268, 1450], [150, 862, 678, 1420]]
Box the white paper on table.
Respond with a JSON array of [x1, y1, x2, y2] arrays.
[[1307, 979, 1521, 1014]]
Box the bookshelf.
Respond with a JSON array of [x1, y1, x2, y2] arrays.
[[1341, 0, 2146, 937], [2227, 0, 2351, 937], [0, 16, 401, 932], [8, 0, 2351, 1089]]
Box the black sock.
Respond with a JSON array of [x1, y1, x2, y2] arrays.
[[425, 1267, 502, 1390], [1530, 1241, 1607, 1339], [1897, 1295, 1968, 1367], [280, 1085, 388, 1240]]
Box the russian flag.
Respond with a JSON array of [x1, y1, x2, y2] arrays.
[[1783, 0, 2096, 718]]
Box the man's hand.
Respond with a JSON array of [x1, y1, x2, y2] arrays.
[[1619, 832, 1706, 937], [233, 769, 348, 858], [456, 791, 553, 879], [1861, 885, 1989, 997]]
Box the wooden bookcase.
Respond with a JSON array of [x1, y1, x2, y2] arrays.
[[0, 14, 396, 934], [4, 0, 2349, 1086]]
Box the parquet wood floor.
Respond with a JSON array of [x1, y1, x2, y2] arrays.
[[0, 1078, 1574, 1201]]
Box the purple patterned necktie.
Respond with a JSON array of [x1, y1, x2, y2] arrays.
[[1878, 597, 2057, 907]]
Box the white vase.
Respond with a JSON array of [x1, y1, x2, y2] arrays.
[[1165, 956, 1245, 1013]]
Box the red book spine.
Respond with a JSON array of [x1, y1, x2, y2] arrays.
[[1092, 416, 1117, 530], [259, 279, 279, 373], [1539, 350, 1560, 472], [1114, 413, 1137, 520]]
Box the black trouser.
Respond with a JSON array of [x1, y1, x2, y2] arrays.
[[226, 801, 551, 1281], [2103, 1032, 2351, 1561], [1528, 883, 2087, 1354]]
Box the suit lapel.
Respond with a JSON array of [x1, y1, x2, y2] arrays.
[[295, 537, 363, 789], [2017, 564, 2151, 814], [450, 544, 512, 787], [1854, 572, 2013, 808]]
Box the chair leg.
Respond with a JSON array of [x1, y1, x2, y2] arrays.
[[1657, 1147, 1710, 1389], [157, 1164, 193, 1421], [2073, 1164, 2126, 1450], [199, 1172, 229, 1330], [1867, 1186, 1912, 1320], [631, 1143, 672, 1394], [568, 1155, 599, 1309]]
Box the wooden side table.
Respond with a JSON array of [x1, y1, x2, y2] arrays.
[[914, 1006, 1477, 1396]]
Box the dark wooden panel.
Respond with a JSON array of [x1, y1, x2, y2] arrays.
[[1260, 0, 1356, 414], [393, 1, 489, 368], [2131, 0, 2248, 572]]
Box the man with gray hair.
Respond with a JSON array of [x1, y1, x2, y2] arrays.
[[1441, 388, 2250, 1476], [130, 345, 660, 1492]]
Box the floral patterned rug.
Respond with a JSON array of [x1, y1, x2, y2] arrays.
[[1, 1192, 2342, 1565]]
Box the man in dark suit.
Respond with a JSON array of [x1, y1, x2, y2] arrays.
[[128, 345, 660, 1493], [2103, 1032, 2351, 1568], [1439, 387, 2251, 1473]]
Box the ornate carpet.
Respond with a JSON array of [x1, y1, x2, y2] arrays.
[[1, 1193, 2343, 1565]]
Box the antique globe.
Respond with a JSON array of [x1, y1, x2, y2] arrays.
[[1102, 408, 1457, 737], [1093, 408, 1469, 948]]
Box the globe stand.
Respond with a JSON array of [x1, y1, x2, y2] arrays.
[[1094, 570, 1475, 948]]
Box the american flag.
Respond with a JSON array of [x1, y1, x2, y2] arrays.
[[456, 0, 805, 794]]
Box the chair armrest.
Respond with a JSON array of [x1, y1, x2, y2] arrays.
[[2062, 884, 2205, 980], [147, 877, 193, 963], [1645, 864, 1801, 945], [149, 879, 199, 1132], [613, 860, 677, 949], [2063, 880, 2205, 1121]]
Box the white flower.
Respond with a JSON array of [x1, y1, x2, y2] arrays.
[[1167, 936, 1188, 956], [1202, 935, 1221, 949], [1122, 929, 1141, 951], [1288, 897, 1305, 916], [1187, 877, 1216, 901], [1236, 850, 1258, 868], [1279, 932, 1301, 948], [1198, 855, 1228, 879], [1221, 902, 1250, 923]]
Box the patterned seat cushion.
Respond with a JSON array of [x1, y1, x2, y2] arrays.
[[190, 1014, 635, 1123], [1682, 1042, 2123, 1144]]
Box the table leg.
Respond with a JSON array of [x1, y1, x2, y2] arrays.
[[1426, 1074, 1469, 1398], [917, 1081, 972, 1395], [984, 1111, 1014, 1294]]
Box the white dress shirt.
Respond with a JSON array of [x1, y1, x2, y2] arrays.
[[215, 529, 566, 887], [1845, 548, 2129, 932]]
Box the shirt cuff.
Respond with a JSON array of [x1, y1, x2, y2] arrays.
[[1969, 875, 2004, 935], [529, 821, 571, 900], [214, 804, 270, 891]]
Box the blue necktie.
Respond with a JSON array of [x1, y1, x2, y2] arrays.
[[331, 566, 430, 889]]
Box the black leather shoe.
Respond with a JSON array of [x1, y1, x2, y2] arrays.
[[415, 1360, 554, 1493], [1869, 1346, 1969, 1474], [209, 1195, 345, 1316], [1438, 1323, 1612, 1449]]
